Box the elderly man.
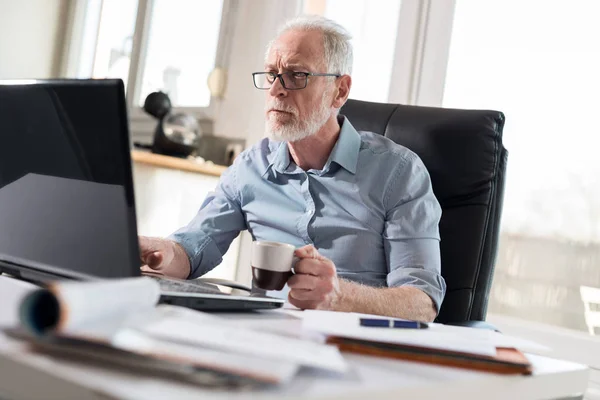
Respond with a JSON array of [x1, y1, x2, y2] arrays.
[[140, 15, 445, 322]]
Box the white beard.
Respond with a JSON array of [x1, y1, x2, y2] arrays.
[[265, 92, 331, 142]]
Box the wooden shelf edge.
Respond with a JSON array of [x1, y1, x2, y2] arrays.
[[131, 150, 227, 177]]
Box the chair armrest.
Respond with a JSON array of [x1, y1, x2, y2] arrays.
[[197, 277, 252, 292], [445, 320, 501, 332]]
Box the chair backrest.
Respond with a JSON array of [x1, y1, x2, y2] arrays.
[[340, 99, 508, 323], [580, 285, 600, 335]]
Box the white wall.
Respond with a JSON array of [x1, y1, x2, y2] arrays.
[[0, 0, 67, 79], [213, 0, 301, 145], [212, 0, 302, 285]]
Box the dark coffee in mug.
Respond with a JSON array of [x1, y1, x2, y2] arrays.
[[251, 267, 293, 291], [251, 241, 295, 291]]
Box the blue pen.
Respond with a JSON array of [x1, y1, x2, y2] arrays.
[[359, 318, 428, 329]]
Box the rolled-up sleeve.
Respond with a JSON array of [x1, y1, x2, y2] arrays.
[[169, 160, 246, 279], [383, 152, 446, 312]]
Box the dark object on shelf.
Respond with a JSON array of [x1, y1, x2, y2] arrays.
[[143, 91, 201, 158], [143, 91, 172, 119]]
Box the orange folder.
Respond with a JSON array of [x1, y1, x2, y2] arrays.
[[327, 336, 532, 375]]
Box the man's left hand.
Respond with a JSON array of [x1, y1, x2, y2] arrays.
[[287, 245, 341, 310]]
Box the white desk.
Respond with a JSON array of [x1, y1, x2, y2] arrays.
[[0, 311, 590, 400]]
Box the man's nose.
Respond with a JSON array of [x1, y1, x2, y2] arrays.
[[268, 75, 287, 98]]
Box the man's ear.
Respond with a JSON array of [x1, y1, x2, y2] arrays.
[[332, 75, 352, 109]]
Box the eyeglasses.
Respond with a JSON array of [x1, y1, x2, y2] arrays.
[[252, 71, 341, 90]]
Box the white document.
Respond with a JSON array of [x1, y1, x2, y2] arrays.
[[428, 323, 551, 353], [301, 310, 498, 357], [136, 306, 349, 373], [346, 312, 549, 353], [112, 329, 299, 384], [486, 332, 550, 353], [0, 275, 38, 327]]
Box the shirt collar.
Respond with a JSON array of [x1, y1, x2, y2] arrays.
[[323, 115, 361, 174], [263, 115, 361, 176], [262, 141, 289, 176]]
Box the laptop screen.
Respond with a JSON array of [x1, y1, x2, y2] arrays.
[[0, 79, 141, 280]]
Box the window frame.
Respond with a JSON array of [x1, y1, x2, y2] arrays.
[[387, 0, 457, 106], [61, 0, 240, 142], [302, 0, 457, 107]]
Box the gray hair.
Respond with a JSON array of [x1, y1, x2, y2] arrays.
[[266, 15, 353, 75]]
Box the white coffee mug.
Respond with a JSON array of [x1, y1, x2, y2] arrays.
[[251, 241, 295, 290]]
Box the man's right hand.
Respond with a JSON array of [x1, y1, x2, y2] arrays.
[[139, 236, 191, 279]]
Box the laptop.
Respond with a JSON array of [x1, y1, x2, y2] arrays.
[[0, 79, 284, 311]]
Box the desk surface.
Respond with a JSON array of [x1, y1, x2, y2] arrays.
[[0, 310, 590, 400], [131, 150, 227, 176]]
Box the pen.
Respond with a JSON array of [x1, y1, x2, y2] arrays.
[[359, 318, 429, 329]]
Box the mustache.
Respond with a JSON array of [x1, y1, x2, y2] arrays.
[[266, 101, 297, 116]]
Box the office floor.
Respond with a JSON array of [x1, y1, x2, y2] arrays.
[[487, 314, 600, 399]]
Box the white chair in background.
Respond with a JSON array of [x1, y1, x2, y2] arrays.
[[580, 285, 600, 335]]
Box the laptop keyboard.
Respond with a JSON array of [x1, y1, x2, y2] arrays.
[[148, 276, 224, 295]]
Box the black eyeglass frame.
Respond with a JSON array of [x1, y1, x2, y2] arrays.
[[252, 71, 341, 90]]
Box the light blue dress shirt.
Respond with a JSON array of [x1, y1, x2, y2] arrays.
[[170, 117, 446, 310]]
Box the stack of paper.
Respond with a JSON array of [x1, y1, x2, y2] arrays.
[[5, 276, 348, 386], [301, 310, 549, 374], [130, 306, 347, 373], [302, 310, 549, 354]]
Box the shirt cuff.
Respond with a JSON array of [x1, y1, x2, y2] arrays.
[[169, 234, 223, 279]]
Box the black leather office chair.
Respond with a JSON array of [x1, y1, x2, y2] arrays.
[[340, 99, 508, 328]]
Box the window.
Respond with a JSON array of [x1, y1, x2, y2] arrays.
[[64, 0, 231, 115], [85, 0, 138, 90], [443, 0, 600, 333], [305, 0, 402, 103], [137, 0, 224, 107]]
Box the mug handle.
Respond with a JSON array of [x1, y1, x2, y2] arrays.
[[291, 256, 300, 274]]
